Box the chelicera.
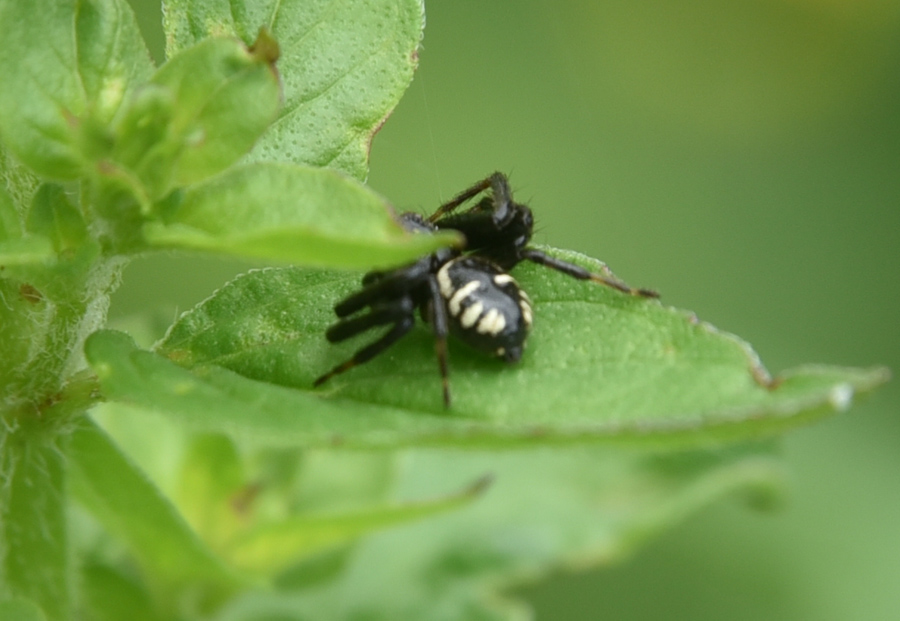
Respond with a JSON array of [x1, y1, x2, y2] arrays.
[[313, 172, 658, 406]]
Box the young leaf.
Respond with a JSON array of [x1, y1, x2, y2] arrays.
[[144, 162, 459, 268], [67, 418, 245, 607], [144, 35, 280, 190], [97, 33, 281, 207], [86, 250, 887, 448], [162, 0, 425, 179], [0, 0, 152, 179]]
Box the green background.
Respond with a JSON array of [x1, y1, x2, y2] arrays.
[[117, 1, 900, 618]]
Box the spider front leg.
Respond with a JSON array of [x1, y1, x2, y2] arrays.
[[427, 176, 492, 223], [424, 275, 452, 407], [427, 172, 514, 227], [521, 248, 659, 298]]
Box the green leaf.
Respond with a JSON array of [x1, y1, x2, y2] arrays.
[[0, 598, 47, 621], [98, 34, 280, 205], [0, 183, 20, 239], [0, 429, 70, 621], [285, 450, 397, 515], [176, 434, 246, 551], [0, 276, 50, 400], [12, 183, 101, 300], [215, 444, 785, 621], [226, 475, 490, 576], [146, 35, 280, 190], [0, 259, 107, 412], [25, 185, 89, 255], [86, 249, 887, 448], [163, 0, 425, 179], [0, 183, 54, 266], [144, 163, 459, 268], [81, 563, 164, 621], [0, 145, 42, 216], [0, 187, 109, 405], [75, 0, 155, 125], [0, 0, 86, 178], [0, 237, 55, 267], [91, 412, 478, 579], [103, 83, 175, 201], [0, 0, 152, 179], [157, 32, 280, 187], [67, 418, 245, 608]]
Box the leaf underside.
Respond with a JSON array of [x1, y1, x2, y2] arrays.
[[145, 163, 460, 269]]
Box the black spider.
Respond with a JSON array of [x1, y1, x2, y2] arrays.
[[313, 172, 658, 406]]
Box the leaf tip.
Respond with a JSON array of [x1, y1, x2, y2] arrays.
[[249, 27, 280, 66]]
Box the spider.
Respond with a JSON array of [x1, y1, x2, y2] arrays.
[[313, 172, 658, 406]]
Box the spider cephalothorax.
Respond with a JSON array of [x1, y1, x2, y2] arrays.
[[313, 172, 658, 406]]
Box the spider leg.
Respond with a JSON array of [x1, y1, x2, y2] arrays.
[[424, 276, 451, 407], [361, 269, 385, 287], [334, 261, 431, 317], [521, 248, 659, 298], [326, 298, 415, 343], [321, 279, 452, 406], [427, 175, 495, 222], [486, 171, 514, 226], [313, 313, 416, 389], [428, 173, 523, 256]]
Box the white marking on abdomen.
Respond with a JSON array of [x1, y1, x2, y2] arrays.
[[447, 280, 480, 316], [437, 264, 454, 298], [459, 301, 484, 328], [476, 308, 507, 335], [520, 300, 533, 327]]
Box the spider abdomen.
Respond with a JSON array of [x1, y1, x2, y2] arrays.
[[435, 256, 533, 362]]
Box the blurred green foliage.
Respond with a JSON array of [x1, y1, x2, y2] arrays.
[[117, 0, 899, 619]]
